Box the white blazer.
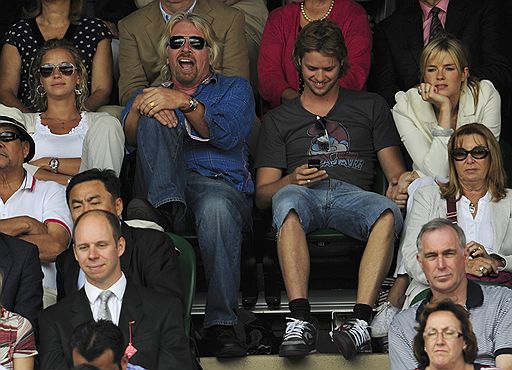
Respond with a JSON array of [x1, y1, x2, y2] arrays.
[[392, 80, 501, 178]]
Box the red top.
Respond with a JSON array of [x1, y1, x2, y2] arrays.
[[258, 0, 372, 109]]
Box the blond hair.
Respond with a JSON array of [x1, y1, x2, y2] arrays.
[[158, 12, 220, 81]]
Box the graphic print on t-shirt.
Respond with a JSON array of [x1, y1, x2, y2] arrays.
[[307, 118, 364, 171]]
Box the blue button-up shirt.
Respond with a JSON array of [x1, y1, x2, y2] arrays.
[[123, 73, 255, 194]]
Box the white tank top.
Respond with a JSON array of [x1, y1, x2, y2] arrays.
[[31, 112, 89, 160]]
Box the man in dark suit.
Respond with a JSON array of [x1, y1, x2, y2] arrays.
[[371, 0, 512, 108], [56, 168, 183, 304], [39, 209, 194, 370], [0, 233, 43, 324]]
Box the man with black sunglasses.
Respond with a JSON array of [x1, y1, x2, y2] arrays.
[[122, 13, 254, 358], [118, 0, 250, 106], [0, 104, 72, 308], [255, 20, 407, 359]]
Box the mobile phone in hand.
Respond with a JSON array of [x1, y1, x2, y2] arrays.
[[308, 159, 321, 169]]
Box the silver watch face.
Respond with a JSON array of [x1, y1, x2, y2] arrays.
[[49, 158, 59, 170]]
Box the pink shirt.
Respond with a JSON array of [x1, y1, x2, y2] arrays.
[[420, 0, 449, 45]]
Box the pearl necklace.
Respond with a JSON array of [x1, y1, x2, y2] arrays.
[[300, 0, 335, 22]]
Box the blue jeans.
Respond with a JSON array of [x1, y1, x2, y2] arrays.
[[137, 117, 252, 327], [272, 179, 403, 240], [137, 116, 187, 219]]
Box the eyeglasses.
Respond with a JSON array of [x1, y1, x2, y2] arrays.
[[168, 36, 208, 50], [0, 131, 21, 142], [423, 327, 463, 341], [315, 116, 333, 152], [39, 63, 76, 78], [451, 146, 489, 161]]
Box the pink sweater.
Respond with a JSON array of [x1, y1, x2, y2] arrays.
[[258, 0, 372, 109]]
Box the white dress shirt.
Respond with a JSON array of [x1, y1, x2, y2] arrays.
[[84, 273, 127, 326]]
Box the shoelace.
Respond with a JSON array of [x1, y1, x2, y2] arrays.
[[283, 317, 307, 340], [338, 319, 369, 347]]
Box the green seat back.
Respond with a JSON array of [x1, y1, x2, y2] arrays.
[[167, 233, 196, 337]]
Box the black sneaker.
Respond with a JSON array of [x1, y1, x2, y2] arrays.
[[279, 317, 318, 357], [211, 325, 247, 358], [330, 318, 371, 360]]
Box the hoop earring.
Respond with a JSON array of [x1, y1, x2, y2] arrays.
[[75, 86, 82, 96], [36, 85, 46, 96]]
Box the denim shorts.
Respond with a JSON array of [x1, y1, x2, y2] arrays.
[[272, 178, 403, 241]]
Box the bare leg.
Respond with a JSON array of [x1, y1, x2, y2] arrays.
[[387, 274, 409, 308], [277, 211, 310, 300], [356, 210, 395, 306]]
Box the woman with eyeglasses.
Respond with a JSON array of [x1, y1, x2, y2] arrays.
[[20, 39, 123, 185], [413, 299, 479, 370], [371, 123, 512, 339], [0, 0, 112, 113]]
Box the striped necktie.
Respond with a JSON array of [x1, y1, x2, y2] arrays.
[[429, 7, 444, 42]]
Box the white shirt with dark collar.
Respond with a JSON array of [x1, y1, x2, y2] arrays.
[[84, 273, 127, 326]]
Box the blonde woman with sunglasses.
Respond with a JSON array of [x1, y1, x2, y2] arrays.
[[21, 39, 124, 185]]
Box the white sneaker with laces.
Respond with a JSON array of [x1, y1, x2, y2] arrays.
[[371, 301, 399, 338]]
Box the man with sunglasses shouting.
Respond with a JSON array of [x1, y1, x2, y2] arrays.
[[0, 104, 72, 308], [254, 20, 406, 359], [122, 12, 254, 358]]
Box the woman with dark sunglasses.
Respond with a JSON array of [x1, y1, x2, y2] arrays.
[[0, 0, 112, 112], [19, 39, 124, 185], [372, 124, 512, 340]]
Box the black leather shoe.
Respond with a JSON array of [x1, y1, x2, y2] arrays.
[[126, 198, 171, 231], [210, 325, 247, 358]]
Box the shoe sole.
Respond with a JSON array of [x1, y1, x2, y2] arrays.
[[279, 345, 317, 358], [331, 330, 357, 360], [215, 347, 248, 358]]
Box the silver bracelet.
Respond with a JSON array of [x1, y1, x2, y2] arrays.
[[432, 127, 454, 137]]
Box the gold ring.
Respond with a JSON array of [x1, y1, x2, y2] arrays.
[[149, 101, 156, 108], [478, 266, 486, 273]]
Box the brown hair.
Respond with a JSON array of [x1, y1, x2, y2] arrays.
[[420, 35, 480, 107], [292, 19, 349, 79], [413, 299, 477, 366], [439, 123, 507, 201]]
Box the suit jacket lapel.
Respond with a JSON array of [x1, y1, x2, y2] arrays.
[[71, 289, 94, 328], [491, 196, 512, 252], [119, 283, 144, 345], [144, 2, 167, 55], [445, 0, 465, 38], [0, 243, 12, 295], [195, 0, 214, 24], [403, 4, 424, 68]]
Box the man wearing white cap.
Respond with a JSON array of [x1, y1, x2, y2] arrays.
[[0, 104, 72, 307]]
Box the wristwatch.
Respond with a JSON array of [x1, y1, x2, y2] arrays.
[[49, 157, 59, 173], [180, 96, 199, 114]]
